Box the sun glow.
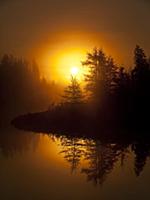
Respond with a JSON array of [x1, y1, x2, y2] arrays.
[[50, 49, 87, 83], [41, 46, 90, 84], [70, 66, 79, 77], [39, 32, 114, 85]]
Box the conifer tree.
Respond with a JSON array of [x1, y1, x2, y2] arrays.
[[132, 45, 149, 83], [82, 48, 118, 101], [62, 75, 84, 104]]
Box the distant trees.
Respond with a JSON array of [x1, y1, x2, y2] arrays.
[[0, 54, 59, 119], [62, 76, 84, 104]]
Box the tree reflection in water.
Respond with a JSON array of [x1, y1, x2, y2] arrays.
[[58, 135, 150, 186], [132, 142, 150, 176], [0, 130, 150, 186], [81, 141, 120, 185], [59, 137, 85, 173]]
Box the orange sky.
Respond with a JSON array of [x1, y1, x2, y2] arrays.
[[35, 31, 132, 83], [0, 0, 150, 83]]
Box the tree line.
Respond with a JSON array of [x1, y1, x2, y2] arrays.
[[0, 54, 60, 123], [62, 45, 150, 131], [1, 45, 150, 130]]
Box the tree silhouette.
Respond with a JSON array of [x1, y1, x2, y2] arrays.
[[130, 45, 150, 128], [62, 76, 84, 104], [82, 48, 106, 100], [82, 48, 118, 102], [132, 45, 150, 85]]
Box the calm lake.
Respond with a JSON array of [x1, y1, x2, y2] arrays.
[[0, 125, 150, 200]]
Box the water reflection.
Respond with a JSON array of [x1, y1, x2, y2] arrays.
[[59, 137, 85, 173], [57, 135, 150, 186], [0, 128, 40, 157], [132, 142, 150, 177], [0, 128, 150, 187]]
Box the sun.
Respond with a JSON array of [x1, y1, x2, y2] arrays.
[[42, 48, 88, 84], [70, 66, 79, 77]]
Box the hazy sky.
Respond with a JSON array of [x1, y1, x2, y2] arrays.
[[0, 0, 150, 73]]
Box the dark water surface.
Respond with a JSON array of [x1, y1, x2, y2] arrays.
[[0, 125, 150, 200]]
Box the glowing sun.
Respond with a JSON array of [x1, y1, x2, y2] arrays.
[[42, 48, 88, 84], [70, 66, 79, 76]]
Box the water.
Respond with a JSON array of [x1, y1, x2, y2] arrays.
[[0, 126, 150, 200]]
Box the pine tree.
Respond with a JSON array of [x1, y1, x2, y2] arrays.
[[105, 56, 118, 93], [82, 48, 106, 99], [82, 48, 118, 101], [132, 45, 149, 82], [131, 45, 150, 127], [134, 45, 148, 68], [62, 76, 84, 104]]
